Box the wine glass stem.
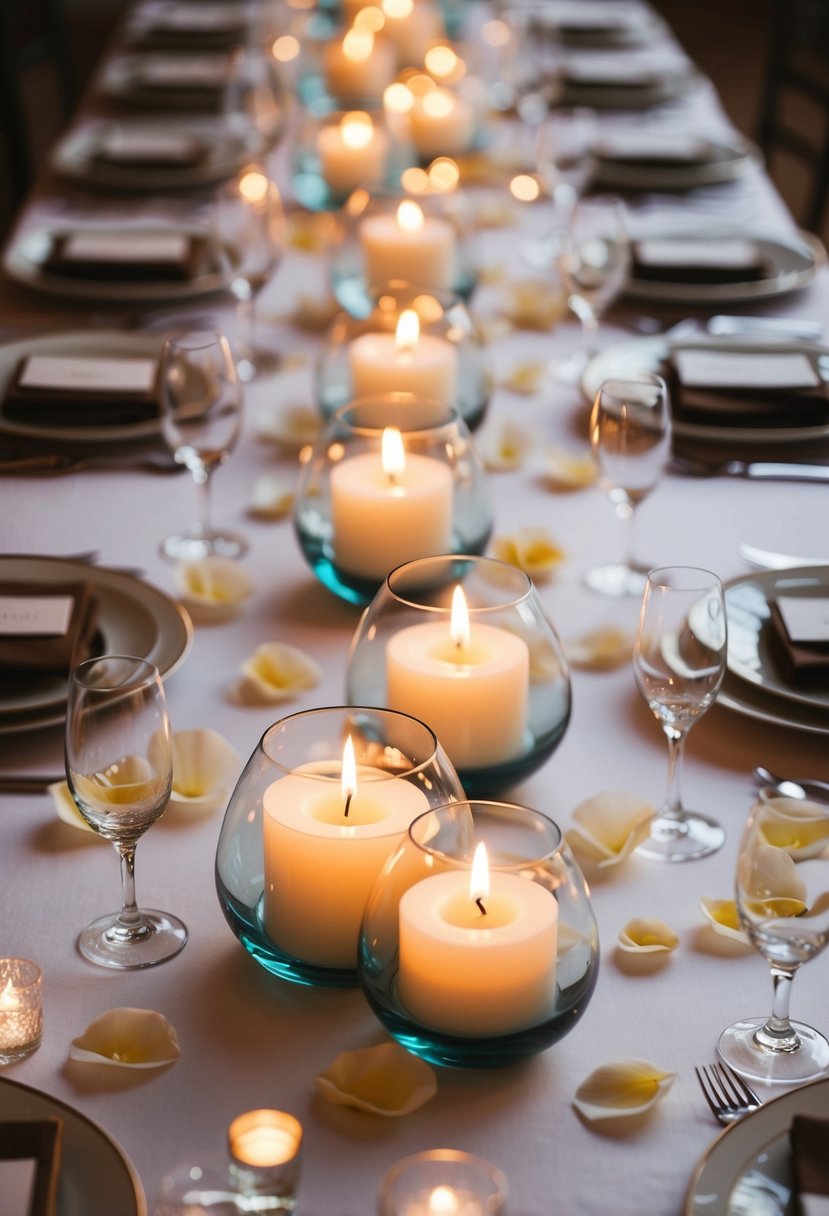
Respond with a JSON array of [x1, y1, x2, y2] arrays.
[[615, 498, 636, 571], [112, 843, 150, 942], [662, 727, 687, 821], [194, 466, 211, 537], [755, 966, 800, 1052], [239, 296, 256, 361]]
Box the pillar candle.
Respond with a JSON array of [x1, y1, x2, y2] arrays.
[[408, 87, 475, 159], [381, 0, 444, 65], [359, 200, 457, 292], [348, 308, 458, 405], [323, 27, 397, 101], [317, 111, 388, 195]]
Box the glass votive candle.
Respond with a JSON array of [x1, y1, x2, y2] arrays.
[[330, 186, 477, 317], [292, 107, 412, 212], [297, 23, 398, 113], [315, 281, 489, 429], [0, 958, 43, 1064], [293, 397, 492, 605], [346, 555, 572, 793], [379, 1150, 507, 1216], [227, 1109, 303, 1212]]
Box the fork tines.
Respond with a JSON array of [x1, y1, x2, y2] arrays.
[[695, 1060, 760, 1119]]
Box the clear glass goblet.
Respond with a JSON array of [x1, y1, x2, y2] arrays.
[[159, 328, 246, 562], [523, 105, 597, 268], [66, 655, 187, 969], [586, 374, 672, 598], [633, 566, 727, 863], [718, 789, 829, 1083]]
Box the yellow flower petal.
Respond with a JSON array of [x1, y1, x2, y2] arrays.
[[477, 421, 533, 471], [257, 404, 322, 450], [503, 281, 568, 331], [618, 918, 679, 954], [491, 529, 566, 582], [500, 361, 546, 396], [232, 642, 322, 705], [567, 627, 634, 672], [699, 897, 750, 943], [249, 472, 296, 520], [566, 792, 655, 868], [315, 1043, 437, 1117], [757, 796, 829, 859], [544, 447, 598, 490], [176, 557, 254, 622], [573, 1060, 676, 1122], [49, 780, 97, 834], [291, 294, 340, 332], [69, 1008, 180, 1069], [169, 729, 241, 815]]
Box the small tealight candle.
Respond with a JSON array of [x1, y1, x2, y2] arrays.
[[331, 425, 454, 579], [317, 111, 389, 196], [386, 585, 530, 768], [323, 26, 397, 101], [348, 307, 458, 405], [381, 0, 444, 65], [408, 87, 475, 159], [228, 1109, 303, 1209], [379, 1150, 507, 1216], [0, 958, 43, 1064], [359, 199, 458, 292]]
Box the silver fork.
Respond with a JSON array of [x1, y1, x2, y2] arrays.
[[695, 1062, 762, 1124]]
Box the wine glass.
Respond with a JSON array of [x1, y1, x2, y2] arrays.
[[633, 566, 727, 863], [718, 788, 829, 1083], [159, 329, 246, 562], [586, 374, 672, 598], [523, 106, 597, 268], [214, 162, 286, 382], [223, 43, 286, 156], [66, 655, 187, 969]]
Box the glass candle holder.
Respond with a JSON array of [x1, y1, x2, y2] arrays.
[[330, 185, 477, 318], [294, 397, 492, 606], [346, 555, 572, 794], [0, 958, 43, 1064], [292, 107, 412, 212], [379, 1150, 508, 1216], [214, 706, 464, 988], [297, 23, 399, 113], [314, 281, 489, 430], [227, 1109, 303, 1212], [359, 801, 600, 1068]]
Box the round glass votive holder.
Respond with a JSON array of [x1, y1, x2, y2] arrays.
[[330, 185, 477, 318], [296, 23, 399, 115], [227, 1109, 303, 1212], [359, 801, 600, 1068], [294, 397, 492, 606], [314, 281, 489, 430], [0, 958, 43, 1065], [346, 555, 572, 794], [292, 107, 412, 212], [379, 1149, 508, 1216], [214, 706, 464, 988]]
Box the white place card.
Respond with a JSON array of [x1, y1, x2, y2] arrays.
[[98, 128, 202, 163], [565, 55, 662, 83], [0, 594, 74, 637], [674, 349, 820, 390], [155, 2, 243, 30], [776, 597, 829, 644], [0, 1160, 36, 1216], [136, 54, 230, 88], [547, 1, 640, 29], [19, 355, 159, 395], [596, 133, 706, 161], [636, 238, 759, 269], [61, 231, 189, 264]]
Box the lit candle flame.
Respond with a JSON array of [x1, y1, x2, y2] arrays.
[[381, 427, 405, 484], [384, 82, 414, 113], [0, 978, 19, 1010], [422, 88, 455, 119], [396, 199, 424, 233], [341, 735, 357, 818], [470, 841, 489, 915], [341, 111, 374, 150], [342, 26, 374, 63], [383, 0, 413, 18], [429, 1187, 460, 1216], [239, 169, 269, 204], [395, 308, 420, 351], [450, 585, 470, 650], [424, 45, 461, 80]]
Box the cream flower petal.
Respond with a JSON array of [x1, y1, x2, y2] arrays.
[[69, 1008, 180, 1069], [249, 472, 296, 521], [232, 642, 322, 706], [699, 897, 750, 943], [169, 729, 241, 815], [291, 293, 340, 333], [503, 281, 568, 331], [618, 918, 679, 953], [566, 792, 656, 868], [257, 404, 322, 451], [491, 529, 566, 582], [477, 421, 532, 471], [567, 627, 634, 672], [742, 842, 808, 917], [315, 1043, 437, 1117], [757, 796, 829, 860], [573, 1060, 676, 1122], [49, 780, 97, 834], [499, 362, 546, 397], [176, 557, 254, 623], [543, 447, 598, 491]]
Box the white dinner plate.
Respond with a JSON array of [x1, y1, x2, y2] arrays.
[[0, 556, 193, 731], [3, 226, 238, 304], [725, 567, 829, 713], [685, 1075, 829, 1216], [0, 1075, 146, 1216], [593, 136, 760, 191], [624, 230, 824, 303], [558, 64, 700, 110], [716, 671, 829, 738], [581, 335, 829, 446]]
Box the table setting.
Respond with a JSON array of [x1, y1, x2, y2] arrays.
[[1, 0, 829, 1214]]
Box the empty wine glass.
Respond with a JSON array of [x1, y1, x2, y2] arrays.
[[718, 788, 829, 1083], [66, 655, 187, 969], [586, 374, 672, 597], [215, 162, 286, 382], [633, 566, 727, 863], [223, 43, 286, 155], [159, 329, 246, 562], [523, 106, 597, 268]]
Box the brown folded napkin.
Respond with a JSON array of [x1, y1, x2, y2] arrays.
[[3, 354, 161, 428], [43, 232, 209, 282], [0, 582, 99, 676], [791, 1115, 829, 1216], [0, 1118, 62, 1216], [769, 599, 829, 686], [665, 346, 829, 429]]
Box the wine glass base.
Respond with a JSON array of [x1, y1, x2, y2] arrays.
[[160, 528, 249, 562], [78, 909, 188, 970], [636, 812, 725, 862], [584, 561, 649, 598], [718, 1018, 829, 1084]]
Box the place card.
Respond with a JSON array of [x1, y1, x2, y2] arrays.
[[59, 231, 189, 264], [546, 1, 639, 29], [0, 583, 98, 673], [18, 355, 159, 396], [135, 53, 231, 90], [564, 55, 663, 85], [674, 349, 820, 390], [776, 597, 829, 645], [596, 132, 708, 162], [151, 2, 245, 32], [635, 238, 760, 269], [0, 593, 74, 638], [44, 230, 206, 282], [95, 127, 205, 167]]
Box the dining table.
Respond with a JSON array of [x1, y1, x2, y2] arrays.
[[1, 1, 828, 1214]]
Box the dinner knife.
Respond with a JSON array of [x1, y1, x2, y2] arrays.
[[0, 775, 63, 794], [672, 457, 829, 481], [707, 315, 825, 342]]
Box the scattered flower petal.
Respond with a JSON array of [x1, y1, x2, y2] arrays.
[[618, 918, 679, 954], [573, 1060, 676, 1122], [477, 421, 533, 471], [743, 842, 808, 918], [49, 780, 96, 834], [502, 281, 568, 331], [699, 897, 749, 943], [544, 447, 598, 490], [500, 362, 546, 397], [315, 1043, 437, 1117], [566, 792, 656, 869], [471, 198, 517, 228], [249, 472, 296, 520], [567, 627, 634, 672], [169, 729, 241, 815], [474, 315, 514, 344], [257, 404, 322, 450], [491, 528, 566, 582], [232, 642, 322, 705], [757, 796, 829, 860], [289, 210, 341, 253], [291, 294, 340, 332], [69, 1008, 180, 1069], [175, 557, 254, 622]]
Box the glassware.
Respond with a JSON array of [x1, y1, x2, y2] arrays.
[[585, 374, 672, 598], [717, 789, 829, 1083], [223, 44, 287, 156], [379, 1150, 507, 1216], [214, 706, 464, 988], [293, 397, 493, 605], [214, 162, 286, 381], [159, 329, 246, 562], [359, 800, 599, 1067], [292, 107, 410, 212], [346, 554, 572, 794], [66, 655, 187, 969], [633, 567, 727, 863], [523, 106, 597, 269], [0, 958, 43, 1063]]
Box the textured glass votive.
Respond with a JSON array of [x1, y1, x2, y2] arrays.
[[379, 1150, 508, 1216], [0, 958, 43, 1064], [292, 107, 412, 212], [227, 1109, 303, 1212], [293, 397, 492, 606]]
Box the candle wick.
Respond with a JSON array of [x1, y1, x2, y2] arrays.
[[475, 897, 486, 916], [343, 790, 353, 819]]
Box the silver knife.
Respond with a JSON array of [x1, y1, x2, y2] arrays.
[[0, 775, 63, 794], [673, 457, 829, 481], [707, 315, 824, 342]]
